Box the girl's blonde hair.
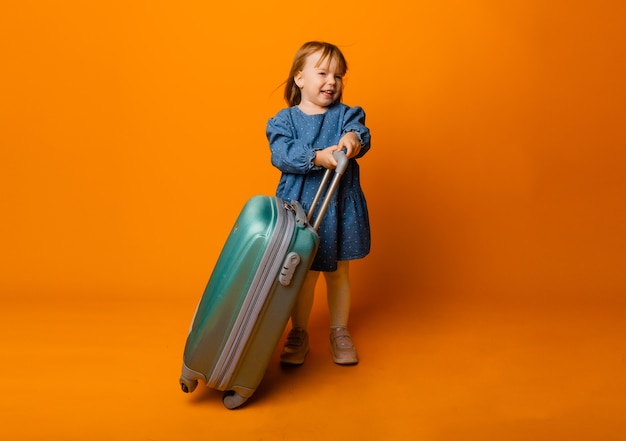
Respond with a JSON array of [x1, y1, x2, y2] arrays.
[[284, 41, 348, 107]]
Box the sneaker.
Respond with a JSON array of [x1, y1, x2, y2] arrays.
[[329, 327, 359, 365], [280, 327, 309, 365]]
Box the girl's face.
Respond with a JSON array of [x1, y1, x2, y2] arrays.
[[294, 50, 344, 114]]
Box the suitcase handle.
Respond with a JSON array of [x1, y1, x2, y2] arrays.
[[307, 150, 349, 231]]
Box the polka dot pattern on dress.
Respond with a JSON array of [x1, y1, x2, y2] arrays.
[[266, 103, 371, 272]]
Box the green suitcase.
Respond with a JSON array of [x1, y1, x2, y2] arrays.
[[179, 152, 348, 409]]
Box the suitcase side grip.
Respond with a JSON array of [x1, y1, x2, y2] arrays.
[[279, 252, 301, 286]]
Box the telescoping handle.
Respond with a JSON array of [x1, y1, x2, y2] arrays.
[[307, 150, 349, 231]]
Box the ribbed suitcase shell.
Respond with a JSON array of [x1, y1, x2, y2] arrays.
[[179, 195, 318, 409]]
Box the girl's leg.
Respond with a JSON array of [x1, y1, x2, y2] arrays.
[[323, 261, 358, 365], [290, 269, 319, 329], [280, 270, 319, 365], [323, 260, 351, 328]]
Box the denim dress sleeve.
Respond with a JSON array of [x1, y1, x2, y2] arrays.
[[266, 109, 317, 174], [341, 106, 371, 159]]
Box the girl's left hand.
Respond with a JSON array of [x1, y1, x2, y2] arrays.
[[338, 132, 362, 158]]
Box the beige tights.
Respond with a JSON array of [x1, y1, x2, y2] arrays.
[[289, 260, 351, 331]]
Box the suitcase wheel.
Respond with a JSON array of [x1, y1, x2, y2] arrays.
[[179, 377, 198, 394], [222, 390, 248, 410]]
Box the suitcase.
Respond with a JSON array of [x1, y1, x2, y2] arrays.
[[179, 151, 348, 409]]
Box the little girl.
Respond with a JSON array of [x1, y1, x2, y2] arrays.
[[266, 41, 371, 365]]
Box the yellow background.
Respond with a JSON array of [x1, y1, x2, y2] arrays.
[[2, 1, 625, 440]]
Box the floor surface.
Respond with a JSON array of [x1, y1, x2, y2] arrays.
[[2, 290, 625, 440]]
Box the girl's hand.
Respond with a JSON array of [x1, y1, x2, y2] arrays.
[[338, 132, 361, 158], [313, 145, 341, 169]]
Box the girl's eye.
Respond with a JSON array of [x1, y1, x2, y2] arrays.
[[335, 75, 343, 80]]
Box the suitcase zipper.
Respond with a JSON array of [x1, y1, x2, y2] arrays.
[[209, 197, 295, 390]]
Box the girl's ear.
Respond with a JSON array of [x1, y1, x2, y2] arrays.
[[294, 71, 303, 88]]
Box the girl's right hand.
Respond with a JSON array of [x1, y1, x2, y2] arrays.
[[313, 146, 341, 169]]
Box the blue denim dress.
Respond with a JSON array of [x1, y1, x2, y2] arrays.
[[266, 103, 371, 272]]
